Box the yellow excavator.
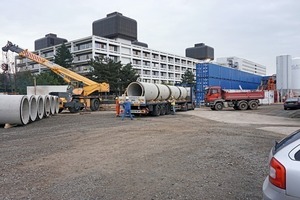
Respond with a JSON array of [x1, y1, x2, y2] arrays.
[[2, 41, 110, 113]]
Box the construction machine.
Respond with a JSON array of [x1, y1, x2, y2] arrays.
[[2, 41, 109, 113]]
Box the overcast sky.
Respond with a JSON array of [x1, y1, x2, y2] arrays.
[[1, 0, 299, 75]]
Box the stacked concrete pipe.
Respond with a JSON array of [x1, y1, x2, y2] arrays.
[[0, 95, 60, 128], [36, 95, 44, 120], [126, 82, 188, 101], [54, 96, 60, 114], [0, 95, 30, 125], [27, 95, 38, 122], [42, 95, 51, 117], [49, 95, 56, 115]]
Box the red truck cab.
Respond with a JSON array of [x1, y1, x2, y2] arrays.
[[204, 86, 222, 103]]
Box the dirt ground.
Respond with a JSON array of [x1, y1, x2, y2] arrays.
[[0, 104, 299, 200]]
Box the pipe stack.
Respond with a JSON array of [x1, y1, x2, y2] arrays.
[[126, 82, 189, 101], [0, 94, 60, 128]]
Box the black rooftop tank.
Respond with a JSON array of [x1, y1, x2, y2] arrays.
[[186, 43, 214, 60], [92, 12, 137, 41]]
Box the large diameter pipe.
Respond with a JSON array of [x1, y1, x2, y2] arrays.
[[0, 95, 30, 125], [127, 82, 159, 101], [156, 84, 171, 100], [178, 87, 188, 100], [36, 95, 44, 120], [168, 86, 181, 99], [126, 82, 190, 101], [54, 96, 60, 114], [27, 95, 38, 122], [42, 95, 51, 117], [49, 95, 56, 115]]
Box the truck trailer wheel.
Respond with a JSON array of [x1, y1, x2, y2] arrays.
[[165, 104, 171, 115], [90, 98, 100, 111], [238, 101, 248, 110], [160, 105, 166, 115], [214, 102, 223, 111], [248, 100, 258, 110], [151, 105, 161, 116]]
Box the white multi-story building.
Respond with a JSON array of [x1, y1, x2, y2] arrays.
[[16, 35, 199, 85], [216, 56, 266, 76]]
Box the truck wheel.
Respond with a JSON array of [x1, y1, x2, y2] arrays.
[[90, 98, 100, 111], [214, 102, 223, 111], [68, 99, 82, 113], [160, 105, 166, 115], [165, 104, 171, 115], [238, 101, 248, 110], [151, 105, 160, 116], [248, 100, 258, 110], [69, 105, 81, 113]]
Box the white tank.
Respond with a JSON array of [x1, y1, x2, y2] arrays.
[[291, 57, 300, 90], [276, 55, 292, 90]]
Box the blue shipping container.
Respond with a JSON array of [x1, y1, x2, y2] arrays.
[[196, 63, 262, 84]]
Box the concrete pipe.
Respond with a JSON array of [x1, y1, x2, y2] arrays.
[[156, 84, 171, 100], [42, 95, 51, 117], [178, 86, 188, 100], [0, 95, 30, 125], [49, 95, 56, 115], [27, 95, 38, 122], [127, 82, 159, 101], [54, 96, 60, 114], [36, 95, 44, 120], [186, 87, 191, 98], [168, 86, 181, 99]]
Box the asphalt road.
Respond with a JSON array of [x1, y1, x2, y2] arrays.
[[0, 104, 299, 200]]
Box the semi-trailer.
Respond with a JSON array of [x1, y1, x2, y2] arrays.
[[118, 82, 195, 116]]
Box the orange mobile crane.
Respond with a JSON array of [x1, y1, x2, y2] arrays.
[[2, 41, 109, 113]]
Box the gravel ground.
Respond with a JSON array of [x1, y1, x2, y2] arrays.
[[0, 104, 299, 200]]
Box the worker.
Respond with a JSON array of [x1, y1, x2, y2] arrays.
[[170, 96, 176, 115], [122, 97, 133, 120], [115, 96, 120, 117]]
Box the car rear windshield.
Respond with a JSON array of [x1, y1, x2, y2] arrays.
[[274, 129, 300, 154]]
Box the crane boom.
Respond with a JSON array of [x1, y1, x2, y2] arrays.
[[2, 41, 109, 94]]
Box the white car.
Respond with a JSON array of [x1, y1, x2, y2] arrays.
[[263, 129, 300, 200]]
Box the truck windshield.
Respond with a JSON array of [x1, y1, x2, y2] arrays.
[[205, 88, 209, 95]]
